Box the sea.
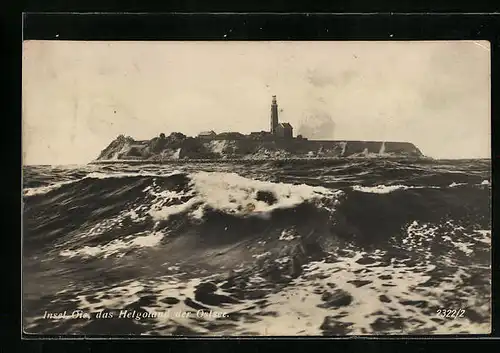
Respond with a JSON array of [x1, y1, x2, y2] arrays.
[[22, 159, 491, 336]]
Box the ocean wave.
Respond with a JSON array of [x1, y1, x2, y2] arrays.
[[23, 171, 345, 258], [23, 170, 183, 197], [23, 166, 490, 265], [147, 171, 342, 221], [23, 179, 79, 197]]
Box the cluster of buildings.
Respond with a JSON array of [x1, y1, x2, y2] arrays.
[[198, 95, 303, 141]]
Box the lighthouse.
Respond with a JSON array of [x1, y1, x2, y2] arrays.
[[270, 95, 279, 135]]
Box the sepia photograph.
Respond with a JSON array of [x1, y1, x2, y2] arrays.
[[22, 40, 491, 336]]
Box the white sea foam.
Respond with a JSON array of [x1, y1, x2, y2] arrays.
[[59, 231, 164, 259], [474, 230, 491, 245], [401, 221, 437, 253], [352, 184, 442, 194], [352, 184, 411, 194], [400, 220, 489, 257], [279, 229, 298, 241], [449, 182, 467, 187], [148, 171, 341, 221], [252, 251, 272, 259]]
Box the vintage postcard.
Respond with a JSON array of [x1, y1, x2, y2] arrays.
[[22, 40, 491, 336]]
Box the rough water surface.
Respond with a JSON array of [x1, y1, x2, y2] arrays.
[[22, 159, 491, 336]]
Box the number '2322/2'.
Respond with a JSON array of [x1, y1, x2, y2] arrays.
[[436, 309, 465, 319]]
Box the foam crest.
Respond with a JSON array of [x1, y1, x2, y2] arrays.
[[23, 170, 183, 197], [59, 231, 164, 259], [23, 179, 77, 197], [148, 171, 341, 221], [352, 184, 442, 194], [352, 184, 412, 194]]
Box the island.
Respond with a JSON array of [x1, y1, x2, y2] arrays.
[[94, 95, 426, 163]]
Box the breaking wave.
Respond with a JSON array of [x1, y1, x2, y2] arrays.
[[23, 171, 342, 256]]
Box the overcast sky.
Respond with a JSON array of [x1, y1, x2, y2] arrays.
[[22, 40, 490, 165]]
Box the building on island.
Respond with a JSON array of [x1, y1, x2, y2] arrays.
[[276, 122, 293, 139], [269, 95, 293, 139], [195, 95, 295, 141], [198, 130, 217, 139], [270, 95, 279, 135], [249, 131, 272, 140], [216, 132, 245, 140]]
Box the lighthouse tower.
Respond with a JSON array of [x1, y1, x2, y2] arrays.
[[270, 95, 279, 135]]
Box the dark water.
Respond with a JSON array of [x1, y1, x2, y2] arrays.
[[22, 159, 491, 336]]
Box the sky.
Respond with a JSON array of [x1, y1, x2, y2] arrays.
[[22, 40, 491, 165]]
